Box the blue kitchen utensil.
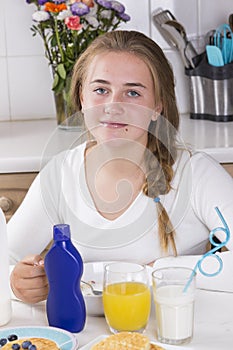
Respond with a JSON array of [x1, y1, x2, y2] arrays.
[[214, 23, 233, 64], [183, 206, 230, 292], [206, 45, 224, 67]]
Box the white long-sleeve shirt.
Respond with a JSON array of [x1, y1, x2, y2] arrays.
[[7, 142, 233, 291]]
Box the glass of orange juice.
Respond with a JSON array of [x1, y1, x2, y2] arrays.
[[103, 262, 151, 334]]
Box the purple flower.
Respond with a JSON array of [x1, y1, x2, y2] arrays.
[[71, 2, 90, 16], [52, 0, 66, 3], [95, 0, 112, 9], [117, 12, 130, 22], [110, 1, 125, 13], [38, 0, 47, 5]]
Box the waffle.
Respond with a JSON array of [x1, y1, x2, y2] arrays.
[[91, 332, 165, 350], [2, 337, 60, 350]]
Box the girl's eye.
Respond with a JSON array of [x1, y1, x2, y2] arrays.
[[94, 88, 107, 95], [128, 90, 140, 97]]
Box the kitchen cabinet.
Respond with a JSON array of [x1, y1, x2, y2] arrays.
[[222, 164, 233, 177], [0, 172, 37, 222]]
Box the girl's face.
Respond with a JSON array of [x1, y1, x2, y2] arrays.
[[81, 51, 160, 146]]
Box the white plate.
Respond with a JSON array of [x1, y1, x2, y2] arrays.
[[0, 326, 78, 350], [79, 334, 191, 350]]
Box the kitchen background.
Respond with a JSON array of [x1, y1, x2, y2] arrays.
[[0, 0, 232, 122]]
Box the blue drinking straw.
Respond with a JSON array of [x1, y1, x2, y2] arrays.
[[183, 206, 230, 293]]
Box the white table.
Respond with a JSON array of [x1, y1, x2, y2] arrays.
[[3, 289, 233, 350]]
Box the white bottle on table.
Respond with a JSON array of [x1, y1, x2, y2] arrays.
[[0, 208, 12, 326]]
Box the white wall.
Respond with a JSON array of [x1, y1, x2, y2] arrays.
[[1, 0, 232, 121]]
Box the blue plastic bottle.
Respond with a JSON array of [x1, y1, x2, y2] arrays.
[[44, 224, 86, 332]]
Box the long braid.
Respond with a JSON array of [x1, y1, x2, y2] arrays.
[[143, 115, 178, 256], [156, 200, 177, 255], [142, 157, 178, 255]]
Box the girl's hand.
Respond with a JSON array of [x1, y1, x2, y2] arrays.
[[10, 255, 48, 304]]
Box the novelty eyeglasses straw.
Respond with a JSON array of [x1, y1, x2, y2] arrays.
[[183, 206, 230, 293]]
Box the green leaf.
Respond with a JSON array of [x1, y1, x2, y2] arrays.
[[57, 64, 66, 80], [53, 78, 65, 94], [52, 73, 59, 90]]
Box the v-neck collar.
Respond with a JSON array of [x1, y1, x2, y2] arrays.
[[79, 142, 146, 224]]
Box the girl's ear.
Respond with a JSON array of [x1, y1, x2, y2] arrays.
[[151, 104, 162, 121]]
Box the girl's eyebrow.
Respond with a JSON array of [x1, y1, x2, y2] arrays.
[[90, 79, 146, 89], [125, 82, 146, 89], [90, 79, 109, 85]]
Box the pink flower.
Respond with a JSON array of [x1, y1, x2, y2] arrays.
[[65, 16, 83, 30], [70, 0, 94, 6], [82, 0, 94, 7]]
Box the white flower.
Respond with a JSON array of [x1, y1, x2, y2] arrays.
[[57, 10, 72, 21], [88, 4, 98, 16], [112, 17, 118, 25], [101, 9, 112, 19], [32, 10, 50, 22], [85, 15, 99, 28]]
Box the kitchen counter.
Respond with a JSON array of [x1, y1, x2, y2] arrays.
[[180, 116, 233, 163], [0, 119, 83, 173], [0, 115, 233, 173]]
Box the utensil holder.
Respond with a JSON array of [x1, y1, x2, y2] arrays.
[[185, 53, 233, 122]]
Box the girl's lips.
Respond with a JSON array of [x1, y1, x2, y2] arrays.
[[100, 121, 128, 128]]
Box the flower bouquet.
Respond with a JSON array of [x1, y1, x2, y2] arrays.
[[26, 0, 130, 127]]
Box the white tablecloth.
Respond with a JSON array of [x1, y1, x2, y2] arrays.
[[2, 289, 233, 349]]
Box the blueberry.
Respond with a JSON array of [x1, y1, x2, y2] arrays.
[[11, 344, 20, 350], [8, 334, 18, 342], [0, 338, 7, 346], [22, 341, 32, 349], [28, 345, 37, 350]]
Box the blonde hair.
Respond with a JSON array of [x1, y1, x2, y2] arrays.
[[70, 30, 179, 255]]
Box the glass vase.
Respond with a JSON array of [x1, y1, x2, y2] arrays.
[[54, 82, 84, 131]]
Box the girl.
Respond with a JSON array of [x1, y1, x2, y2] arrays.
[[8, 31, 233, 303]]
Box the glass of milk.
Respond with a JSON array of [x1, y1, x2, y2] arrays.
[[152, 267, 196, 345]]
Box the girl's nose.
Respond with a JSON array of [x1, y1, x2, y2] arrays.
[[104, 102, 124, 116], [110, 90, 124, 104]]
